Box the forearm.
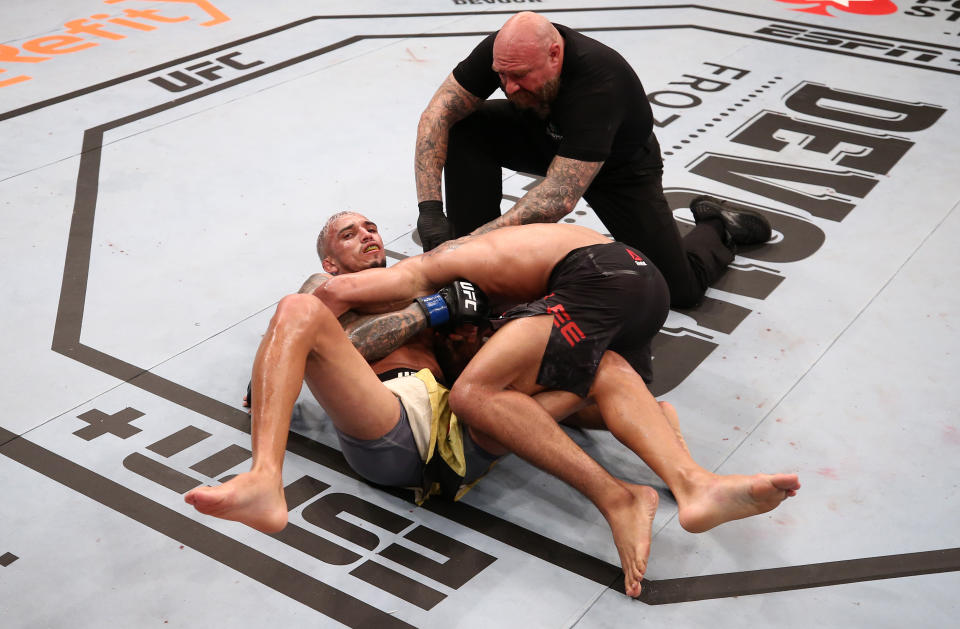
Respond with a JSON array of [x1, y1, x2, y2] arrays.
[[314, 260, 430, 317], [338, 304, 429, 363], [471, 155, 603, 236], [472, 180, 576, 236], [415, 111, 448, 203], [415, 74, 481, 203]]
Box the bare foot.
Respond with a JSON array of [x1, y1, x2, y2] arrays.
[[678, 473, 800, 534], [184, 471, 288, 533], [603, 483, 659, 597]]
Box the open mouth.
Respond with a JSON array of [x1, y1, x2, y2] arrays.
[[363, 244, 381, 253]]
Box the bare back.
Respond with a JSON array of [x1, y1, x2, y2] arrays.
[[318, 223, 610, 315], [419, 223, 610, 303]]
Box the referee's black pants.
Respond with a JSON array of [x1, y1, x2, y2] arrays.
[[444, 100, 733, 308]]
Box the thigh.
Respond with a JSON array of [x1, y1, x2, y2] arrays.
[[302, 327, 401, 441], [584, 168, 679, 257], [456, 314, 554, 395], [336, 404, 422, 487]]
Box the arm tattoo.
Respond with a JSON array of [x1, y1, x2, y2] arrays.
[[472, 156, 604, 236], [300, 274, 427, 361], [415, 74, 482, 202], [340, 303, 429, 363]]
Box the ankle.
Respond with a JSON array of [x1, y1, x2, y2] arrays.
[[597, 481, 640, 518], [670, 467, 714, 504], [700, 216, 726, 241], [248, 463, 283, 483]]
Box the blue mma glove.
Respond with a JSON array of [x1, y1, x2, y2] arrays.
[[415, 280, 490, 327]]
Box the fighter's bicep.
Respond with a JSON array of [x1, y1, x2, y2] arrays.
[[417, 233, 492, 288]]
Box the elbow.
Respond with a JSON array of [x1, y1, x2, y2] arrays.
[[417, 109, 438, 135], [556, 188, 588, 218], [542, 198, 578, 223], [313, 280, 348, 318]]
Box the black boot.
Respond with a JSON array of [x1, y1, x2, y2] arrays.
[[690, 195, 772, 247]]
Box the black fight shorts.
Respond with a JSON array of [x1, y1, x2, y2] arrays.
[[494, 242, 670, 397]]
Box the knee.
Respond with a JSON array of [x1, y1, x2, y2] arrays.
[[590, 352, 637, 395], [669, 289, 702, 310], [273, 293, 338, 335], [449, 111, 481, 144], [449, 380, 483, 422]]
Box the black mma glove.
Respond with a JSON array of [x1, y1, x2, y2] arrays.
[[417, 200, 454, 252], [415, 280, 490, 327]]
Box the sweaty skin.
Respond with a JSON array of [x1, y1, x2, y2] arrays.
[[316, 223, 609, 316], [316, 222, 800, 597], [185, 214, 444, 533]]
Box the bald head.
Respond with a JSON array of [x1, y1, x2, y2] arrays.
[[493, 12, 561, 65], [492, 12, 563, 115]]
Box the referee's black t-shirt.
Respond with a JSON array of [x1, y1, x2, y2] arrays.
[[452, 24, 654, 166]]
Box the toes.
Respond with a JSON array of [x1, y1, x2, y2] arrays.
[[624, 568, 643, 598]]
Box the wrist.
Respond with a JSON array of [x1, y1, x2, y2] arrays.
[[415, 293, 450, 326], [418, 200, 443, 214]]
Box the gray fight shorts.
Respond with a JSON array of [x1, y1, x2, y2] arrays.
[[334, 398, 499, 489]]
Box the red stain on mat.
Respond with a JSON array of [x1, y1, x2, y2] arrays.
[[817, 467, 840, 480], [405, 48, 427, 63], [944, 425, 960, 445]]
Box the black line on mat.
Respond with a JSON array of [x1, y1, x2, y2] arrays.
[[25, 1, 960, 610], [0, 428, 412, 629], [639, 548, 960, 604], [3, 4, 957, 121], [5, 425, 959, 605]]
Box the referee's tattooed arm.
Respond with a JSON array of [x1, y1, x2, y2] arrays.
[[415, 73, 482, 203], [472, 156, 603, 236]]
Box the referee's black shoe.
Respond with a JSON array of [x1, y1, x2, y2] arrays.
[[690, 195, 772, 247]]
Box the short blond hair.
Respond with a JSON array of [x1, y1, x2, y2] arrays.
[[315, 211, 358, 261]]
